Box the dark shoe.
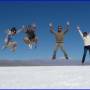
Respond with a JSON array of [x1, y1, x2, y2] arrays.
[[66, 56, 69, 60], [52, 56, 56, 60], [82, 60, 84, 64]]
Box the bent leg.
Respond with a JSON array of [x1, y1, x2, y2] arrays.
[[24, 37, 30, 45], [12, 42, 17, 52], [8, 41, 17, 52]]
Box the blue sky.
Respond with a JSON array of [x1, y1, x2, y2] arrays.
[[0, 2, 90, 60]]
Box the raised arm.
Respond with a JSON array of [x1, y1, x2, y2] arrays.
[[49, 22, 56, 34], [77, 25, 83, 38], [64, 21, 70, 34]]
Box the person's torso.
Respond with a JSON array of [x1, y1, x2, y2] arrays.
[[55, 32, 64, 43], [7, 34, 13, 41], [26, 30, 35, 39], [5, 34, 13, 44], [83, 35, 90, 46]]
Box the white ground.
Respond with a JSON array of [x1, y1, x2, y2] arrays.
[[0, 66, 90, 89]]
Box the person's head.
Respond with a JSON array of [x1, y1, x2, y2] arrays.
[[11, 27, 17, 35], [83, 32, 88, 37], [58, 25, 62, 32]]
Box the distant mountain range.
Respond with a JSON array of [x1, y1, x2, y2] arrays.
[[0, 59, 90, 66]]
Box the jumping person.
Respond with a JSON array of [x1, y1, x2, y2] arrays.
[[2, 27, 23, 52], [23, 24, 38, 49], [77, 25, 90, 64], [49, 21, 70, 60]]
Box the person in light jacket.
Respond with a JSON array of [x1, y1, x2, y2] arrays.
[[77, 25, 90, 64]]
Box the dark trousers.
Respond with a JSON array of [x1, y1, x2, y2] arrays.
[[82, 45, 90, 63]]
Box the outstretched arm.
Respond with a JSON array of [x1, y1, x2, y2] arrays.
[[49, 22, 56, 34], [17, 29, 23, 33], [64, 21, 70, 34], [17, 25, 26, 34], [77, 25, 83, 39]]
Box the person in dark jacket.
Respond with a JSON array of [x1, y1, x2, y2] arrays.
[[23, 24, 38, 49]]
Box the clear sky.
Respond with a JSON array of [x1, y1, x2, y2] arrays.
[[0, 2, 90, 60]]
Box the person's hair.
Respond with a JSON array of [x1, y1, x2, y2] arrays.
[[83, 32, 88, 37], [11, 27, 16, 33]]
